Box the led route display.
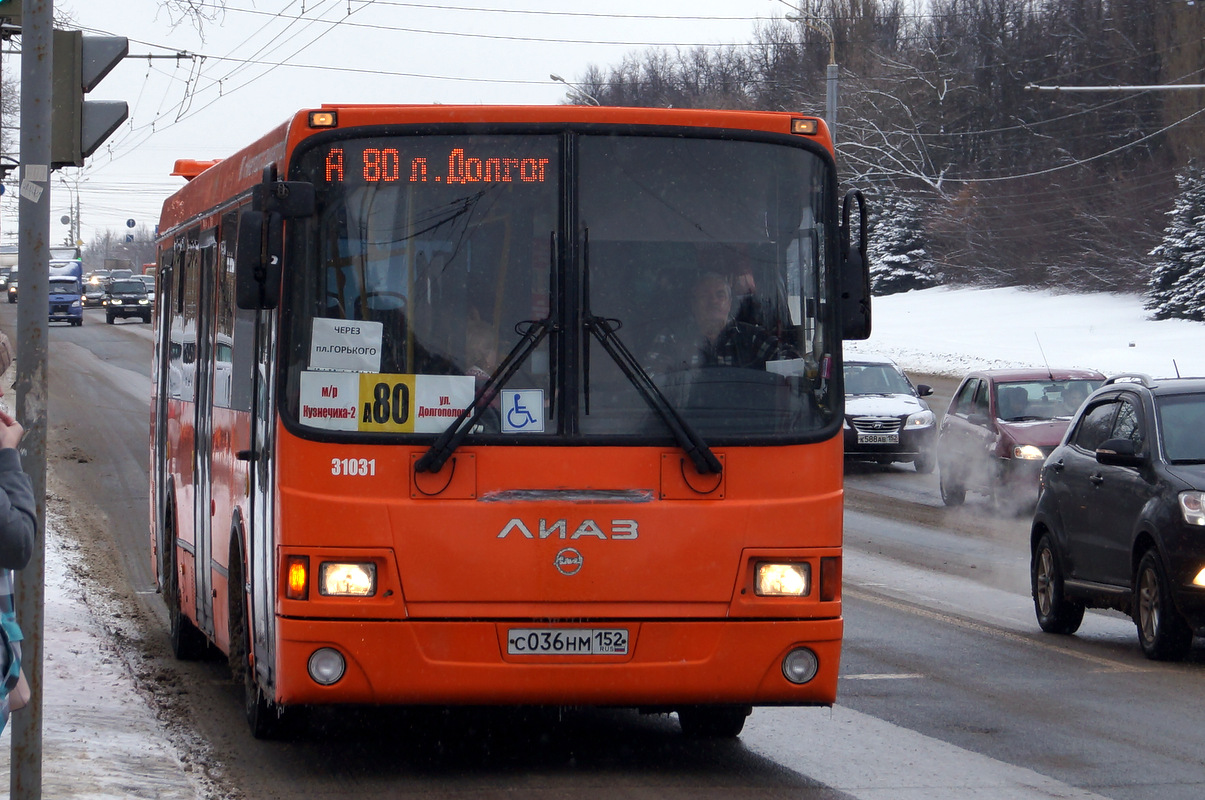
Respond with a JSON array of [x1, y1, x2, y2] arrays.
[[323, 147, 550, 185]]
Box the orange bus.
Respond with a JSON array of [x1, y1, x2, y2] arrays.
[[149, 104, 870, 739]]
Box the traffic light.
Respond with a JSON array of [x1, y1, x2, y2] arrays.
[[51, 29, 128, 169], [0, 0, 19, 24]]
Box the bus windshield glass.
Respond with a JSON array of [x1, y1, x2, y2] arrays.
[[286, 131, 835, 442]]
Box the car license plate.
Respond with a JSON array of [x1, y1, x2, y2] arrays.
[[857, 432, 899, 444], [507, 628, 629, 655]]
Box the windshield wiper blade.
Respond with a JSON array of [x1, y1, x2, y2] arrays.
[[583, 314, 722, 476], [415, 318, 552, 475]]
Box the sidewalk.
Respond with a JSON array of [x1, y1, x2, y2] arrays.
[[0, 523, 204, 799]]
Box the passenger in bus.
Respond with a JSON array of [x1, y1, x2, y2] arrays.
[[644, 271, 785, 379], [464, 318, 502, 408]]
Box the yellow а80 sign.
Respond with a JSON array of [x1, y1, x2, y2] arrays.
[[298, 371, 476, 433]]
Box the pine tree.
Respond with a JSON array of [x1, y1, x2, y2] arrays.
[[867, 193, 938, 296], [1147, 162, 1205, 321]]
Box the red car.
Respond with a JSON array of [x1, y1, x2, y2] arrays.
[[937, 368, 1105, 506]]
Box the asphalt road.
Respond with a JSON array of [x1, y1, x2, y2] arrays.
[[15, 305, 1205, 800]]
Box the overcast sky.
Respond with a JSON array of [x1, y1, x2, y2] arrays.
[[2, 1, 792, 248]]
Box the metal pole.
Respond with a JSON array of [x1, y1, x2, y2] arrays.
[[13, 0, 51, 796], [826, 61, 838, 146]]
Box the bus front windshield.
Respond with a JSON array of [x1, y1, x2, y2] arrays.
[[286, 131, 837, 443]]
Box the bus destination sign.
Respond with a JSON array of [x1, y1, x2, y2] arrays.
[[323, 147, 550, 185]]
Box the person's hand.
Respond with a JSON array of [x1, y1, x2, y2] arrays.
[[0, 408, 24, 450]]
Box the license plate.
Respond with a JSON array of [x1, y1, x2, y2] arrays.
[[507, 628, 629, 655], [857, 432, 898, 444]]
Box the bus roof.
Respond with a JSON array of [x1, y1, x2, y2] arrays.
[[156, 105, 832, 239]]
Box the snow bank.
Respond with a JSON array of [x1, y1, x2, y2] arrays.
[[846, 286, 1205, 378]]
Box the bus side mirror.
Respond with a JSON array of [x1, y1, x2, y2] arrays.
[[235, 209, 283, 310], [251, 180, 316, 218], [839, 189, 872, 340]]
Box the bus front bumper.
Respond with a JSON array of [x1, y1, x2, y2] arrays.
[[272, 617, 842, 708]]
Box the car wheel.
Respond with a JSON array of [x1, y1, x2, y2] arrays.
[[939, 468, 965, 506], [1032, 533, 1084, 634], [106, 314, 115, 324], [914, 453, 935, 474], [676, 705, 750, 738], [1134, 549, 1193, 661]]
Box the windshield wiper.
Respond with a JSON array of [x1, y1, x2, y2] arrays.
[[418, 232, 559, 474], [415, 317, 553, 475], [581, 230, 721, 476], [583, 314, 722, 476]]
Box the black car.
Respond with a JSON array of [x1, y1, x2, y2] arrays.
[[1031, 374, 1205, 660], [102, 278, 152, 324], [843, 355, 936, 472]]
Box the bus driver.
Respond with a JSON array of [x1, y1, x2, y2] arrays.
[[644, 271, 785, 379]]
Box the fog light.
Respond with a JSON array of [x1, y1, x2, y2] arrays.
[[756, 562, 810, 596], [782, 647, 819, 684], [308, 648, 346, 685]]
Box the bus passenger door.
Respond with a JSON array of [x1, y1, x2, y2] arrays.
[[151, 248, 176, 589], [192, 229, 218, 635], [247, 310, 278, 690]]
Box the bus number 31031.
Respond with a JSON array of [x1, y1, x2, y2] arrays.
[[332, 457, 377, 476]]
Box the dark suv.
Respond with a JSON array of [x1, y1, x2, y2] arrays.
[[1030, 374, 1205, 660], [102, 278, 152, 324], [843, 355, 936, 472]]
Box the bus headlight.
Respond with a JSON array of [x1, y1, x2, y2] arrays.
[[319, 562, 376, 596], [756, 562, 810, 597]]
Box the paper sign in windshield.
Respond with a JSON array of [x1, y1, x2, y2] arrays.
[[299, 370, 475, 433], [309, 317, 383, 373]]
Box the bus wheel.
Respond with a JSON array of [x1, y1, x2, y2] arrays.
[[676, 705, 750, 738], [164, 515, 209, 660], [228, 542, 298, 739]]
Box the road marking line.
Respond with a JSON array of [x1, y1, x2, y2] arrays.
[[845, 586, 1149, 673], [843, 673, 925, 680]]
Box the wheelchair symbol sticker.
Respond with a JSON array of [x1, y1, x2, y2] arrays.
[[501, 389, 545, 433]]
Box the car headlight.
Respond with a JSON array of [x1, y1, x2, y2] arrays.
[[138, 298, 149, 305], [71, 300, 80, 308], [755, 562, 810, 597], [1180, 491, 1205, 526], [1012, 444, 1045, 460], [906, 409, 935, 428], [319, 562, 377, 596]]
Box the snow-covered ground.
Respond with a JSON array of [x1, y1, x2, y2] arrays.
[[846, 286, 1205, 379]]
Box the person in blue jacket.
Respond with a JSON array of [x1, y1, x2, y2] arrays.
[[0, 331, 35, 731]]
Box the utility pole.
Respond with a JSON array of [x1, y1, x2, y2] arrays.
[[779, 2, 838, 144], [13, 0, 51, 795]]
